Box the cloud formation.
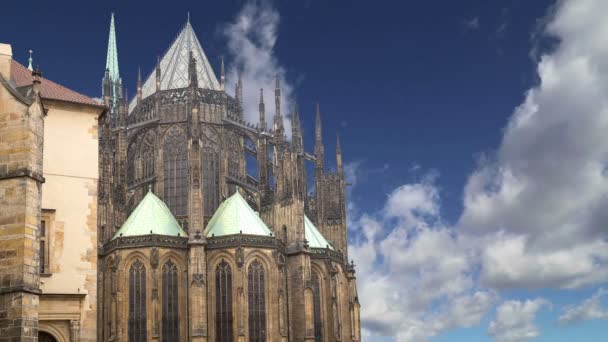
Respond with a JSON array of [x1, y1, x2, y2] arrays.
[[458, 0, 608, 290], [488, 299, 550, 342], [349, 0, 608, 340], [559, 288, 608, 325], [223, 0, 293, 134]]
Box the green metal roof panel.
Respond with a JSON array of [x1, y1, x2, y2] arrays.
[[205, 191, 272, 237], [305, 215, 334, 250], [112, 190, 187, 240]]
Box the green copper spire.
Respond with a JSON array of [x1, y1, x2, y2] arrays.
[[112, 188, 187, 240], [105, 13, 120, 82]]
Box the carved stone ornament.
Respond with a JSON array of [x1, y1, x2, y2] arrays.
[[236, 246, 244, 268], [151, 248, 159, 269], [192, 273, 205, 287]]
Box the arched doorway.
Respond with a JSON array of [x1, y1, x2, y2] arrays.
[[39, 331, 57, 342]]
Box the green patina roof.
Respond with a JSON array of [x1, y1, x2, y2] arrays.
[[305, 215, 334, 250], [112, 189, 187, 240], [105, 13, 120, 82], [205, 191, 272, 237]]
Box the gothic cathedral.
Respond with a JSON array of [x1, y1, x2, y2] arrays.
[[97, 14, 361, 342]]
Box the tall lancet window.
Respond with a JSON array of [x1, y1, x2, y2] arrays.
[[162, 260, 179, 342], [216, 260, 233, 342], [141, 132, 155, 180], [202, 151, 219, 216], [129, 259, 147, 342], [248, 260, 266, 342], [312, 271, 323, 342], [163, 126, 188, 217]]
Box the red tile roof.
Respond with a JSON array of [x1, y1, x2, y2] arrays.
[[11, 60, 105, 108]]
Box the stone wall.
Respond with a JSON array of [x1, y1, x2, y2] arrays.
[[0, 43, 44, 341]]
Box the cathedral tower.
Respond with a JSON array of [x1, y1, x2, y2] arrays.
[[98, 15, 360, 342]]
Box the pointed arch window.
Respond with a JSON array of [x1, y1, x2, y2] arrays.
[[141, 133, 155, 180], [162, 260, 179, 342], [216, 260, 233, 342], [129, 259, 147, 342], [248, 260, 266, 342], [163, 127, 188, 217], [202, 151, 219, 216], [312, 271, 323, 342], [127, 142, 137, 184]]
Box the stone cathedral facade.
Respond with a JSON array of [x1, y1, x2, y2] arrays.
[[97, 15, 361, 342]]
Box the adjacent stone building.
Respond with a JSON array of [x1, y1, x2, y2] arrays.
[[0, 43, 106, 341], [98, 14, 361, 342]]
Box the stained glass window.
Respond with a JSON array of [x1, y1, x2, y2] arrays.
[[248, 260, 266, 342], [163, 127, 188, 217], [129, 259, 147, 342], [216, 260, 233, 342], [162, 260, 179, 342], [202, 152, 219, 216], [141, 133, 155, 180], [312, 271, 323, 342]]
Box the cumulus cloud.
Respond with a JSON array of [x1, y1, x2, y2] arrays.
[[223, 0, 293, 134], [458, 0, 608, 289], [350, 0, 608, 339], [349, 176, 496, 341], [488, 299, 550, 342], [559, 288, 608, 325]]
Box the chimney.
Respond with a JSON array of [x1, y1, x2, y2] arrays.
[[0, 43, 13, 80]]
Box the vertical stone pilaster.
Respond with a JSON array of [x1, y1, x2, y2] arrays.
[[0, 50, 44, 341]]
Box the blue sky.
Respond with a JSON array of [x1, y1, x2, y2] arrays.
[[3, 0, 608, 341]]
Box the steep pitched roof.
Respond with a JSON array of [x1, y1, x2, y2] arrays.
[[305, 215, 334, 250], [112, 189, 187, 240], [130, 20, 220, 112], [205, 191, 272, 237], [11, 60, 104, 108]]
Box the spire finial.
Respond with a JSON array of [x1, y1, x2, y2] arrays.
[[27, 50, 33, 71], [259, 88, 266, 130], [315, 103, 322, 142], [148, 184, 152, 193], [156, 55, 161, 91], [220, 56, 225, 91], [187, 11, 190, 23], [137, 66, 143, 102], [105, 12, 120, 82]]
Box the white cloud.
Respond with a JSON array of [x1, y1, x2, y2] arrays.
[[559, 288, 608, 325], [223, 0, 293, 134], [458, 0, 608, 289], [349, 177, 496, 341], [488, 298, 550, 342], [350, 0, 608, 339]]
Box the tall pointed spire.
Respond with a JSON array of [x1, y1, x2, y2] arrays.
[[27, 50, 33, 71], [292, 105, 303, 152], [315, 103, 325, 170], [103, 12, 122, 125], [259, 88, 266, 130], [273, 75, 283, 133], [137, 66, 142, 102], [105, 13, 120, 83], [237, 69, 243, 107], [336, 134, 343, 173], [315, 103, 322, 143], [220, 56, 225, 91], [129, 17, 219, 112]]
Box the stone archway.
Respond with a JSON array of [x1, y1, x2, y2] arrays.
[[39, 331, 58, 342]]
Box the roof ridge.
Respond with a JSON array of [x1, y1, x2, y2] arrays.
[[11, 61, 104, 108]]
